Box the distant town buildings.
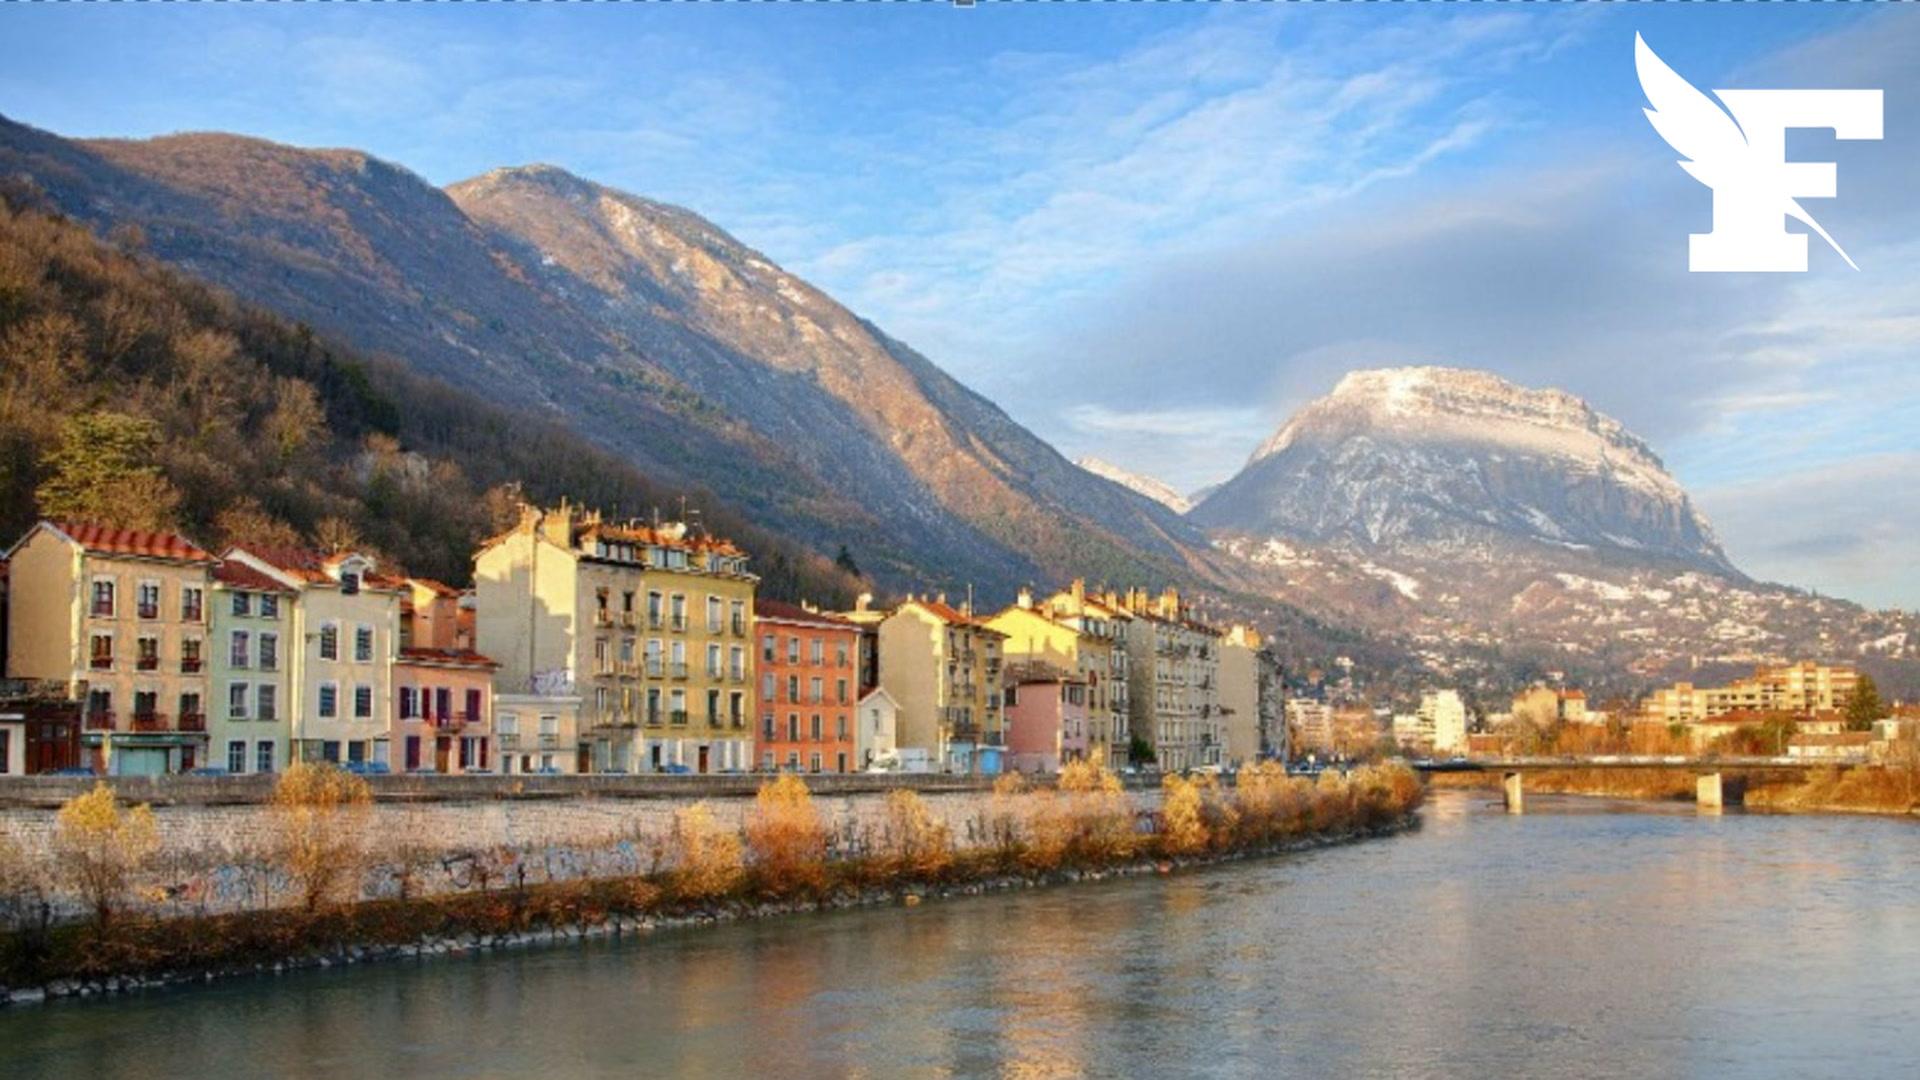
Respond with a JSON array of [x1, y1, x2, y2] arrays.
[[1643, 662, 1861, 724]]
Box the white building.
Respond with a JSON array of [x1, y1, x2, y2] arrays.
[[855, 687, 899, 771], [1419, 689, 1468, 756]]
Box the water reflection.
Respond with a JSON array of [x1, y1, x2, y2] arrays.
[[8, 792, 1920, 1079]]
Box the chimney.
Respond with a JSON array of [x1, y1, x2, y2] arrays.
[[856, 592, 872, 612], [1016, 587, 1033, 610], [1070, 578, 1085, 606]]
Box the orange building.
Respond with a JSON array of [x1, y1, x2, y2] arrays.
[[753, 599, 858, 773]]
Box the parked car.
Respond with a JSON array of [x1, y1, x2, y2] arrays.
[[661, 763, 693, 775], [342, 761, 392, 776], [186, 766, 230, 777], [45, 766, 96, 777]]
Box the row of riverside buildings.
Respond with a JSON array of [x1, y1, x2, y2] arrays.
[[0, 503, 1284, 778]]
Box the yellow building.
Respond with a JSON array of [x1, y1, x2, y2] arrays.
[[1113, 587, 1222, 771], [1040, 582, 1133, 769], [4, 522, 217, 775], [865, 596, 1005, 773], [1217, 625, 1263, 767], [985, 590, 1116, 767], [474, 502, 756, 774]]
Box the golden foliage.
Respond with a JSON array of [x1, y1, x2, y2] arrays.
[[744, 774, 830, 896], [53, 782, 159, 926], [1159, 775, 1209, 857], [885, 789, 953, 879], [667, 803, 744, 903], [269, 763, 373, 913]]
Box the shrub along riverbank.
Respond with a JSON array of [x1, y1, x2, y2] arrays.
[[1428, 764, 1920, 815], [0, 761, 1423, 1003]]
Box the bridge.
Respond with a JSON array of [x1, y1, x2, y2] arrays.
[[1409, 755, 1857, 814]]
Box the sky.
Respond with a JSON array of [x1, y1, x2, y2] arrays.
[[1, 3, 1915, 608]]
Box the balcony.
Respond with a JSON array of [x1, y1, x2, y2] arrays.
[[137, 655, 160, 672], [593, 609, 615, 628], [90, 655, 114, 672], [138, 605, 160, 621], [131, 712, 169, 733], [538, 733, 561, 749], [669, 615, 688, 632], [648, 613, 664, 630], [181, 657, 203, 673], [86, 711, 117, 732], [669, 709, 689, 726], [670, 662, 689, 679], [730, 617, 747, 636], [179, 712, 206, 733], [499, 732, 521, 750], [619, 611, 638, 628], [645, 659, 664, 678]]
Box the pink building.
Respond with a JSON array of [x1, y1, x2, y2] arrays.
[[1003, 671, 1089, 774], [392, 579, 498, 774]]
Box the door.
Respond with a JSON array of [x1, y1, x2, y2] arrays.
[[434, 737, 451, 773], [697, 745, 710, 774], [114, 747, 169, 777]]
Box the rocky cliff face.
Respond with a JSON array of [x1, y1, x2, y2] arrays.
[[1193, 366, 1733, 574], [0, 116, 1207, 599], [1073, 457, 1192, 514]]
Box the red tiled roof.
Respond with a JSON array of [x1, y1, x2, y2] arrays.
[[397, 647, 498, 670], [753, 598, 854, 629], [580, 521, 746, 558], [233, 545, 402, 591], [212, 561, 294, 593], [51, 521, 214, 564], [407, 577, 463, 598]]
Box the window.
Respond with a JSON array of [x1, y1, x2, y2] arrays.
[[787, 636, 800, 664], [257, 685, 277, 722], [837, 715, 847, 740], [763, 713, 776, 739], [322, 741, 342, 763], [647, 591, 664, 627], [620, 637, 636, 663], [319, 624, 339, 661], [810, 677, 824, 704], [347, 740, 366, 764], [230, 630, 251, 668], [354, 625, 373, 663], [811, 714, 822, 740], [259, 633, 278, 671], [706, 689, 721, 724], [436, 687, 453, 722], [355, 685, 374, 719], [670, 594, 687, 629], [137, 582, 161, 620], [707, 596, 723, 632], [787, 751, 800, 770], [809, 752, 822, 774], [539, 714, 559, 738], [137, 636, 160, 671], [837, 678, 849, 705], [497, 712, 520, 737], [181, 637, 203, 673], [787, 713, 799, 742], [228, 741, 247, 773], [646, 638, 663, 676], [231, 591, 252, 617], [318, 683, 338, 719], [647, 687, 662, 724], [181, 587, 204, 623], [761, 752, 776, 771], [399, 687, 418, 720], [256, 741, 275, 774], [761, 673, 775, 701], [405, 736, 422, 771], [836, 752, 848, 774], [787, 675, 800, 702], [91, 578, 116, 618], [466, 689, 483, 724], [180, 692, 201, 723], [762, 634, 776, 662], [811, 639, 825, 665], [340, 571, 360, 595], [707, 643, 722, 676], [836, 642, 849, 667], [228, 682, 250, 719], [730, 691, 745, 727], [730, 645, 745, 680], [259, 594, 279, 619], [0, 730, 9, 774], [89, 633, 114, 670]]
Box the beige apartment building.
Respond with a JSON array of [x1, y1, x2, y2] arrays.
[[475, 503, 756, 774], [1115, 587, 1222, 771], [859, 596, 1005, 773], [4, 522, 216, 775], [1217, 625, 1264, 767], [1643, 661, 1861, 724]]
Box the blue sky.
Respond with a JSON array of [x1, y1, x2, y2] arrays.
[[2, 4, 1915, 608]]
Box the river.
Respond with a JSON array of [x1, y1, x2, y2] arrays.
[[7, 791, 1920, 1078]]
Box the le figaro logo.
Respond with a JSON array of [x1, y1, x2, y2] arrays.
[[1636, 33, 1881, 273]]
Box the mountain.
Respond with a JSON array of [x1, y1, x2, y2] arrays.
[[1196, 367, 1920, 693], [1074, 457, 1191, 514], [0, 186, 860, 602], [0, 115, 1210, 601], [1193, 366, 1732, 573]]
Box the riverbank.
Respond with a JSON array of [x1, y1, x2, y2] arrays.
[[1428, 766, 1920, 816], [0, 762, 1424, 1004]]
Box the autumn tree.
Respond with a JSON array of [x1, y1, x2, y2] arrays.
[[269, 763, 374, 913], [744, 774, 829, 896], [213, 497, 303, 551], [262, 377, 326, 464], [667, 803, 744, 902], [34, 411, 183, 530], [52, 782, 159, 927]]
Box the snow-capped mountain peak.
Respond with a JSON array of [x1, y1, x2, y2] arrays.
[[1075, 457, 1193, 514]]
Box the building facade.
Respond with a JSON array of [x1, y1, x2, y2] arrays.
[[474, 503, 756, 774], [863, 597, 1006, 774], [208, 560, 294, 775], [1116, 588, 1222, 771], [1003, 671, 1089, 774], [753, 599, 859, 773], [4, 522, 216, 775], [1039, 582, 1133, 768], [1643, 661, 1861, 724], [1217, 625, 1263, 767], [393, 579, 498, 774], [854, 687, 899, 771], [225, 547, 402, 767]]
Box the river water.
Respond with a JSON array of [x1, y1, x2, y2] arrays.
[[8, 791, 1920, 1078]]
